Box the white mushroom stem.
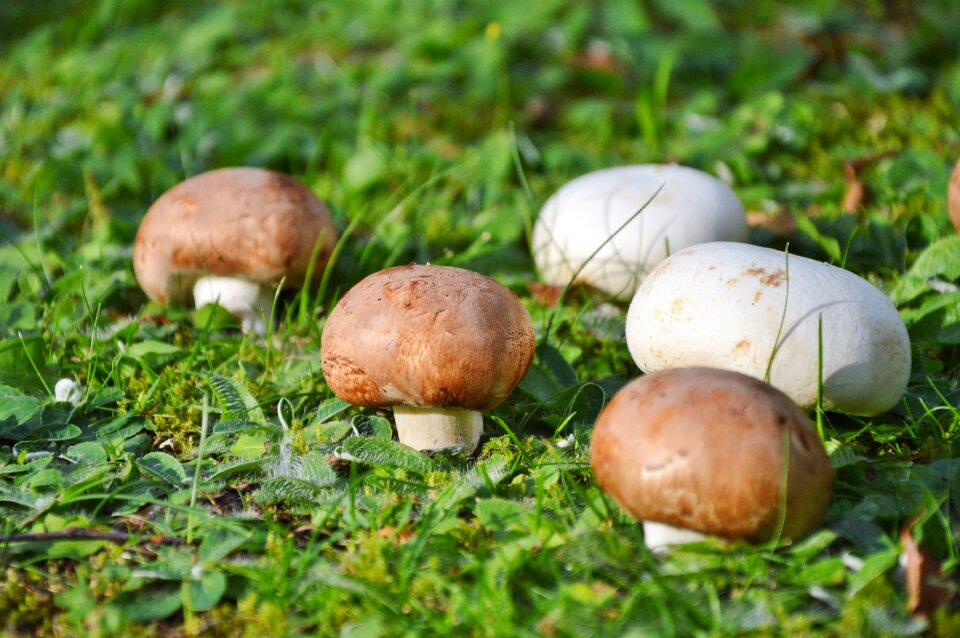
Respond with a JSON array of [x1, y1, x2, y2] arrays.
[[393, 406, 483, 453], [192, 275, 273, 335], [642, 521, 707, 553]]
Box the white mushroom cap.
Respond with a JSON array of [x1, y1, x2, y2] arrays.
[[532, 164, 747, 299], [626, 242, 911, 415], [133, 167, 338, 330], [54, 378, 84, 406], [590, 368, 833, 546]]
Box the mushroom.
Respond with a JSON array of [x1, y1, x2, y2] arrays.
[[626, 242, 911, 415], [532, 164, 747, 300], [950, 157, 960, 232], [320, 264, 535, 453], [133, 167, 338, 334], [590, 367, 833, 550]]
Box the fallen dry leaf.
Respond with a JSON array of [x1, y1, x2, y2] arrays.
[[526, 281, 565, 307], [900, 524, 955, 620], [842, 162, 865, 213], [746, 208, 797, 235]]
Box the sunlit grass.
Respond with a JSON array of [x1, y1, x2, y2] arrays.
[[1, 1, 959, 636]]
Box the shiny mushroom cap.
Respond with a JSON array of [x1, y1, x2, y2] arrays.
[[590, 367, 832, 544], [133, 167, 337, 305], [321, 264, 536, 411]]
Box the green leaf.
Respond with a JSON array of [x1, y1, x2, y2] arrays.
[[518, 365, 562, 402], [650, 0, 718, 30], [214, 418, 274, 435], [208, 374, 246, 421], [186, 571, 227, 611], [340, 436, 439, 475], [31, 424, 82, 442], [537, 343, 578, 388], [311, 397, 351, 425], [198, 528, 250, 563], [297, 453, 338, 486], [847, 547, 900, 596], [474, 497, 526, 532], [830, 445, 868, 469], [0, 384, 40, 426], [137, 452, 188, 486], [208, 373, 266, 425], [192, 303, 239, 331], [124, 340, 181, 359], [788, 557, 846, 586], [46, 539, 105, 560], [258, 476, 332, 505], [366, 415, 393, 439], [0, 301, 37, 332], [788, 529, 838, 562], [64, 442, 108, 464], [905, 291, 960, 345], [206, 457, 266, 481], [795, 215, 841, 263], [229, 434, 269, 458], [0, 336, 51, 393], [561, 382, 606, 427], [893, 236, 960, 302], [95, 413, 145, 445], [28, 468, 63, 488], [116, 585, 182, 622], [317, 420, 354, 444]]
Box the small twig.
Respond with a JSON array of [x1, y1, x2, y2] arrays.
[[0, 528, 187, 546]]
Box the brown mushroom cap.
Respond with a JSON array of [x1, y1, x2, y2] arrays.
[[591, 367, 832, 543], [950, 158, 960, 232], [133, 167, 337, 304], [321, 264, 536, 411]]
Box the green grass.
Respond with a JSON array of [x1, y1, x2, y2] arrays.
[[1, 0, 959, 635]]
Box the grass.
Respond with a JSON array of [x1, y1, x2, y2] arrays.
[[1, 0, 959, 635]]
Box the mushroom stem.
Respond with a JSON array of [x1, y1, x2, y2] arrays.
[[192, 275, 273, 335], [393, 406, 483, 453], [642, 521, 707, 553]]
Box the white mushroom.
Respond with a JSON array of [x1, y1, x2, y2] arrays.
[[626, 242, 911, 415], [532, 164, 747, 299], [54, 378, 84, 406]]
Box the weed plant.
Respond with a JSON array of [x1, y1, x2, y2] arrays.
[[1, 1, 959, 635]]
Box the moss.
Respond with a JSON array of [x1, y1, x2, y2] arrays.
[[123, 360, 204, 456]]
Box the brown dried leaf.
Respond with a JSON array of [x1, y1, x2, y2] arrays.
[[901, 525, 955, 619], [842, 162, 865, 213], [574, 42, 620, 72], [745, 208, 797, 235], [526, 282, 564, 307]]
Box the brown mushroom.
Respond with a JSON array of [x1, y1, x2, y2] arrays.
[[321, 264, 536, 453], [590, 367, 832, 550], [133, 167, 337, 333], [949, 157, 960, 232]]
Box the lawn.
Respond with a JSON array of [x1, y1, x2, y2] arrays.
[[1, 0, 959, 635]]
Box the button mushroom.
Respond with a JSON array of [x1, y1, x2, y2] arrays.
[[590, 367, 833, 550], [133, 167, 338, 334], [626, 242, 911, 416], [532, 164, 747, 300], [320, 264, 536, 453], [950, 157, 960, 232]]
